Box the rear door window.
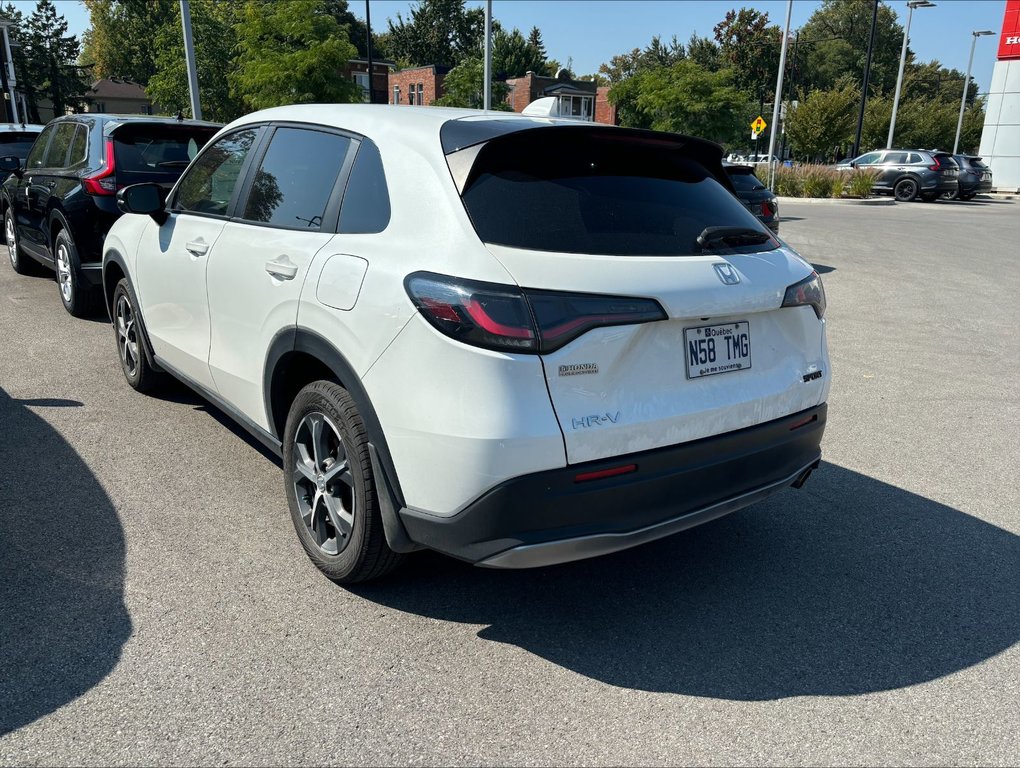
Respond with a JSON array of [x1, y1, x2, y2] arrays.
[[114, 123, 216, 187], [42, 123, 77, 168], [239, 126, 351, 230], [883, 152, 908, 164], [458, 128, 773, 257]]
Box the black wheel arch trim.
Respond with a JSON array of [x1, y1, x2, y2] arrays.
[[102, 250, 163, 373]]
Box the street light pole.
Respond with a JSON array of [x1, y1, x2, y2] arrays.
[[179, 0, 201, 120], [953, 30, 995, 155], [766, 0, 793, 190], [853, 0, 879, 158], [888, 0, 935, 149], [483, 0, 492, 110]]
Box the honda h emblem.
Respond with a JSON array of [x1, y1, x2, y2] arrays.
[[714, 263, 740, 285]]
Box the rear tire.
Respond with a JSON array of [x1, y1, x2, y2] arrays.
[[112, 278, 163, 394], [54, 228, 98, 318], [283, 381, 403, 584], [894, 178, 919, 202], [943, 188, 960, 201], [5, 208, 44, 276]]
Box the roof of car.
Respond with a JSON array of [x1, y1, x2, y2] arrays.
[[48, 113, 222, 131], [0, 122, 45, 133]]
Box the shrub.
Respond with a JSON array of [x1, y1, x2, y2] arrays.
[[802, 165, 839, 198], [773, 165, 804, 197], [845, 168, 879, 198]]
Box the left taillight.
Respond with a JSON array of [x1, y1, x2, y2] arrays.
[[781, 271, 826, 319], [81, 139, 116, 196], [404, 272, 666, 354]]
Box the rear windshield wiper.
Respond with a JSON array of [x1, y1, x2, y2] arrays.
[[156, 160, 190, 168], [696, 226, 772, 250]]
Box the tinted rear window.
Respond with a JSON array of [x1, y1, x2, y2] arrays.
[[114, 125, 216, 181], [459, 130, 774, 257], [727, 170, 766, 191], [0, 132, 42, 160], [934, 153, 958, 168]]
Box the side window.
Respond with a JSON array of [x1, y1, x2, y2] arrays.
[[42, 123, 77, 168], [240, 127, 351, 229], [338, 139, 390, 234], [908, 153, 924, 164], [68, 125, 89, 167], [25, 125, 55, 168], [883, 151, 908, 164], [856, 152, 881, 166], [175, 129, 259, 216]]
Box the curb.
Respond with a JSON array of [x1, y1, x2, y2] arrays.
[[777, 196, 896, 206]]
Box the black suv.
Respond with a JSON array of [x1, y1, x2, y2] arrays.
[[1, 114, 220, 316], [837, 148, 958, 202], [945, 155, 993, 200], [723, 163, 779, 232]]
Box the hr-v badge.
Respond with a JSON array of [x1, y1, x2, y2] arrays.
[[714, 263, 740, 285]]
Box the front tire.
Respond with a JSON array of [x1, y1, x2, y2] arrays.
[[112, 278, 162, 393], [894, 178, 919, 202], [283, 381, 402, 584], [54, 228, 97, 317], [5, 208, 44, 276]]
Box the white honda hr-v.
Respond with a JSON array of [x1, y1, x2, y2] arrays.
[[102, 104, 830, 583]]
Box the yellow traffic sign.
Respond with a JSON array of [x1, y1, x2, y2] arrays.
[[751, 115, 767, 134]]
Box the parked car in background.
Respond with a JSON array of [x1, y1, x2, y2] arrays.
[[0, 123, 45, 185], [0, 114, 220, 316], [724, 162, 779, 232], [104, 104, 828, 583], [836, 149, 958, 202], [944, 155, 992, 200]]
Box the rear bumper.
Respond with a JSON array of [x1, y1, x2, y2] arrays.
[[959, 179, 993, 195], [399, 403, 826, 567]]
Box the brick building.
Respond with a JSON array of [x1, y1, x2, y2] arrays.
[[345, 58, 396, 104], [505, 70, 619, 125], [388, 65, 452, 106]]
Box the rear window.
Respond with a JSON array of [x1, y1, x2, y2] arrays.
[[458, 129, 774, 257], [113, 124, 216, 183], [934, 153, 958, 168], [726, 169, 766, 192], [0, 132, 42, 160], [964, 157, 988, 169]]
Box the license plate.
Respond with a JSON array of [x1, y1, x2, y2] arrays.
[[684, 322, 751, 379]]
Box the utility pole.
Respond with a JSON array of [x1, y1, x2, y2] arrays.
[[483, 0, 492, 110], [180, 0, 201, 120], [853, 0, 879, 158], [889, 1, 935, 149], [767, 0, 793, 190], [954, 30, 995, 154], [365, 0, 374, 104]]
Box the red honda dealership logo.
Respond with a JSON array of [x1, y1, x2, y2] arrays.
[[1000, 0, 1020, 60]]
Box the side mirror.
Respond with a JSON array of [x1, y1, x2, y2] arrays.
[[0, 155, 23, 177], [117, 183, 168, 225], [849, 161, 858, 169]]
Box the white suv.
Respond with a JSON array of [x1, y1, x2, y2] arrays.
[[103, 104, 830, 583]]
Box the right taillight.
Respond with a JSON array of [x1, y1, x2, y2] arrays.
[[782, 272, 826, 319], [405, 272, 666, 354], [928, 156, 941, 172], [82, 139, 116, 196]]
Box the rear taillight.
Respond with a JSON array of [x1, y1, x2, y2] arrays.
[[405, 272, 666, 354], [761, 199, 776, 217], [781, 271, 826, 319], [928, 156, 941, 172], [82, 139, 116, 196]]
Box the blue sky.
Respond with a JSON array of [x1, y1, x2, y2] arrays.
[[11, 0, 1009, 94]]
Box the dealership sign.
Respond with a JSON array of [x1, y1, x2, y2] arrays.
[[999, 0, 1020, 59]]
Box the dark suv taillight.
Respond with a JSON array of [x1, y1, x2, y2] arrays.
[[928, 155, 941, 172], [405, 272, 666, 354], [81, 139, 116, 196]]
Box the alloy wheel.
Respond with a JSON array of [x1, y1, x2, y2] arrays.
[[5, 214, 16, 267], [56, 242, 73, 303], [895, 180, 917, 202], [292, 412, 356, 556], [115, 293, 140, 378]]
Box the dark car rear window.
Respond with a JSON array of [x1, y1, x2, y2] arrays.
[[934, 153, 958, 168], [458, 129, 774, 257], [113, 124, 217, 183], [0, 132, 41, 160], [726, 169, 767, 192]]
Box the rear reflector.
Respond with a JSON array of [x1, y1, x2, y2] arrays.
[[574, 464, 637, 483], [789, 414, 818, 431]]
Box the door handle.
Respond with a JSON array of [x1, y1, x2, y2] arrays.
[[185, 240, 209, 256], [265, 255, 298, 280]]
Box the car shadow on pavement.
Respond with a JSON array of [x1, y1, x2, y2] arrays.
[[354, 462, 1019, 700], [0, 387, 131, 736]]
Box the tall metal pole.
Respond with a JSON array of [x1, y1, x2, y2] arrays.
[[180, 0, 201, 120], [365, 0, 374, 104], [483, 0, 492, 110], [853, 0, 879, 158], [888, 4, 915, 148], [0, 23, 19, 123], [953, 31, 993, 154], [767, 0, 793, 190]]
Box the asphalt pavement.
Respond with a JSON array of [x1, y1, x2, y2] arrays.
[[1, 197, 1018, 766]]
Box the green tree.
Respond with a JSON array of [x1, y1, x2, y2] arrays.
[[22, 0, 90, 119], [713, 7, 781, 99], [527, 26, 546, 67], [797, 0, 905, 96], [492, 25, 544, 78], [433, 56, 510, 109], [784, 78, 860, 159], [686, 33, 722, 72], [80, 0, 175, 85], [611, 60, 750, 145], [147, 0, 243, 121], [231, 0, 360, 111], [387, 0, 484, 68]]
